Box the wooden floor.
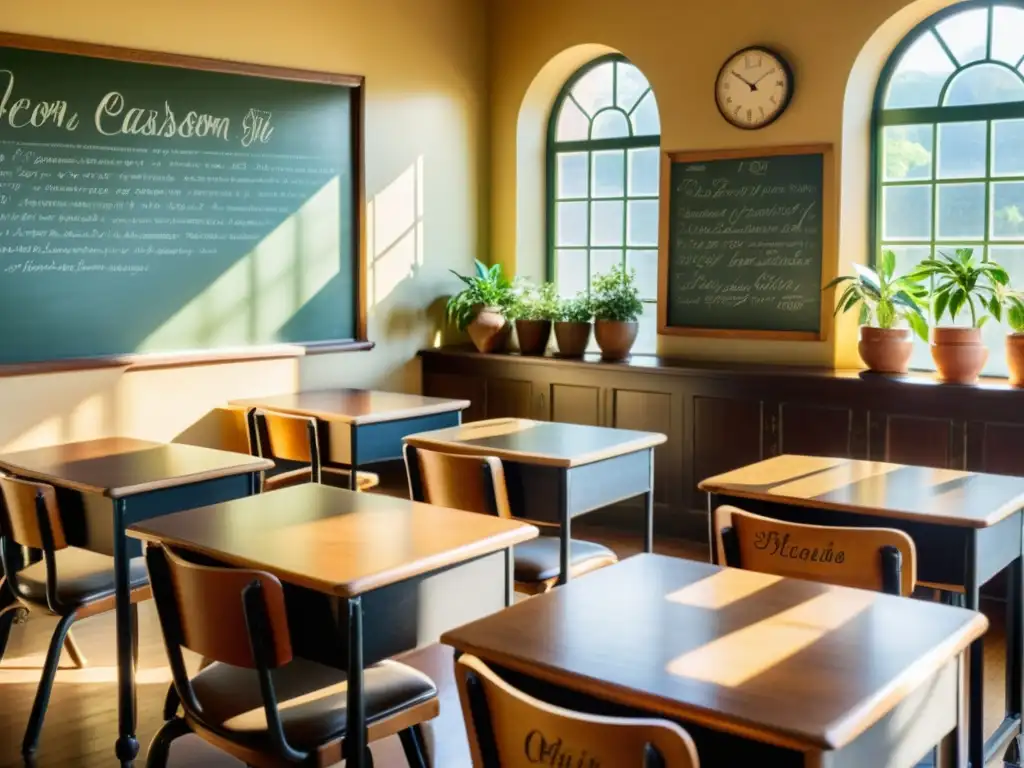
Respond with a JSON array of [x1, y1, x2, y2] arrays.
[[0, 524, 1012, 767]]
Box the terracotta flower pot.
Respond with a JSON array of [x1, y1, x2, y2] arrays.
[[1008, 334, 1024, 388], [515, 319, 552, 356], [467, 306, 509, 353], [930, 327, 988, 385], [594, 320, 639, 361], [553, 321, 592, 357], [857, 326, 914, 374]]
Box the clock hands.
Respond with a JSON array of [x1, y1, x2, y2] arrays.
[[751, 68, 778, 86], [730, 70, 757, 91]]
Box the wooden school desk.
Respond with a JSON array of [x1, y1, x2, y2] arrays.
[[700, 454, 1024, 768], [0, 437, 271, 767], [128, 483, 538, 768], [230, 388, 470, 489], [403, 417, 666, 584], [443, 554, 987, 768]]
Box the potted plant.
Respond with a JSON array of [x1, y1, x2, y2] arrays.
[[992, 282, 1024, 387], [446, 260, 514, 353], [822, 250, 928, 374], [509, 281, 558, 355], [553, 293, 593, 357], [912, 248, 1009, 384], [591, 264, 644, 360]]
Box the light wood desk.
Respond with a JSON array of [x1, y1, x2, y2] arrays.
[[404, 418, 666, 584], [129, 483, 538, 768], [230, 389, 470, 488], [700, 454, 1024, 768], [0, 437, 270, 767], [443, 554, 987, 768]]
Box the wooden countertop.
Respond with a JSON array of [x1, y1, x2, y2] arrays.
[[230, 388, 470, 425], [128, 483, 538, 597], [0, 437, 272, 499], [403, 418, 666, 468], [442, 554, 987, 752], [699, 454, 1024, 528]]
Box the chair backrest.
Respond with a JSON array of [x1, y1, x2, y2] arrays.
[[713, 505, 917, 596], [455, 654, 700, 768], [403, 444, 511, 518], [0, 475, 66, 551], [221, 405, 258, 456], [254, 410, 318, 464]]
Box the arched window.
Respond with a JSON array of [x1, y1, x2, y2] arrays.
[[547, 54, 661, 353], [874, 1, 1024, 375]]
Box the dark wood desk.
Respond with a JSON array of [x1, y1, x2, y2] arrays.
[[443, 554, 987, 768], [404, 418, 666, 584], [129, 483, 538, 768], [700, 454, 1024, 768], [230, 389, 470, 488], [0, 437, 270, 767]]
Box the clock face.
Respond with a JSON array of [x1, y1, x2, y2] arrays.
[[715, 47, 793, 129]]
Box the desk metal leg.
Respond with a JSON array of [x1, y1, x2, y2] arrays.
[[345, 596, 368, 768], [505, 547, 514, 607], [1004, 553, 1024, 763], [558, 472, 571, 587], [643, 448, 654, 554], [964, 530, 983, 768], [113, 499, 139, 766]]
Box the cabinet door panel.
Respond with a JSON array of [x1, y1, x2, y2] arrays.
[[872, 414, 962, 469], [975, 422, 1024, 477], [778, 404, 855, 458], [422, 373, 485, 423], [692, 396, 764, 508], [486, 379, 533, 419], [613, 389, 675, 504], [549, 384, 601, 426]]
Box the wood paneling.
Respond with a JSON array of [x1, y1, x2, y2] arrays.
[[876, 414, 960, 469], [692, 396, 763, 509], [976, 421, 1024, 477], [614, 390, 675, 504], [485, 379, 533, 419], [778, 404, 855, 458], [423, 372, 486, 423], [549, 384, 601, 426]]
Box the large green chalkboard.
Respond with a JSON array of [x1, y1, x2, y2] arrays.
[[0, 35, 363, 368], [659, 146, 832, 340]]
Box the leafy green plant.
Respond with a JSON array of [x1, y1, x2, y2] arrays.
[[822, 249, 929, 341], [509, 281, 560, 321], [445, 260, 514, 331], [556, 293, 593, 323], [912, 248, 1009, 328], [591, 264, 644, 322], [991, 280, 1024, 333]]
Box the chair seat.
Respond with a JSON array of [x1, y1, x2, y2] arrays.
[[513, 537, 617, 583], [189, 658, 437, 751], [15, 549, 149, 608]]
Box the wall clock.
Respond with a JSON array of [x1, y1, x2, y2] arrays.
[[714, 46, 794, 130]]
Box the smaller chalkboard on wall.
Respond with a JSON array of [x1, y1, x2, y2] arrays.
[[658, 144, 835, 340]]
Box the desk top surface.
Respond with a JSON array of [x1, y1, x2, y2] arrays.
[[442, 554, 986, 751], [699, 454, 1024, 528], [230, 388, 470, 425], [128, 483, 538, 597], [0, 437, 272, 499], [402, 418, 667, 468]]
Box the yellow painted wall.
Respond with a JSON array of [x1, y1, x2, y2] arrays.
[[0, 0, 488, 452], [488, 0, 954, 367]]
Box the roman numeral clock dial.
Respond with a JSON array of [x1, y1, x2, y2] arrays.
[[715, 46, 793, 130]]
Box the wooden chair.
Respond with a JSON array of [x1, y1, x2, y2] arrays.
[[404, 445, 618, 595], [455, 653, 699, 767], [0, 474, 151, 756], [144, 544, 437, 768], [713, 505, 917, 596]]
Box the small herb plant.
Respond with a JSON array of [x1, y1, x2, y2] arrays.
[[591, 264, 644, 322], [912, 248, 1010, 328], [557, 293, 593, 323], [446, 260, 514, 331], [823, 249, 929, 341], [992, 281, 1024, 334], [509, 281, 560, 321]]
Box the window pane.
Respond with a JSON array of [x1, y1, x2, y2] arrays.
[[571, 62, 614, 116], [592, 151, 625, 198], [937, 183, 985, 238], [944, 64, 1024, 106], [630, 91, 661, 136], [935, 8, 988, 65], [556, 152, 588, 198], [992, 181, 1024, 239], [634, 302, 658, 355], [627, 200, 659, 246], [556, 201, 588, 247], [616, 62, 649, 112], [885, 31, 955, 108], [628, 148, 660, 196], [591, 110, 630, 139], [883, 244, 932, 277], [993, 120, 1024, 176], [591, 200, 624, 246], [883, 124, 933, 181], [590, 249, 623, 282], [555, 100, 589, 141], [992, 6, 1024, 66], [555, 249, 588, 297], [937, 121, 985, 179], [628, 249, 659, 299], [882, 185, 932, 239]]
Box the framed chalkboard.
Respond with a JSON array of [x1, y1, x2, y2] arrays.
[[658, 144, 835, 341], [0, 33, 367, 373]]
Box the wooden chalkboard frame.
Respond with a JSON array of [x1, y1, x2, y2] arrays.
[[657, 143, 836, 342], [0, 32, 369, 377]]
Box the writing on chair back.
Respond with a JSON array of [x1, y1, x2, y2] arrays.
[[714, 505, 916, 596], [455, 654, 699, 768]]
